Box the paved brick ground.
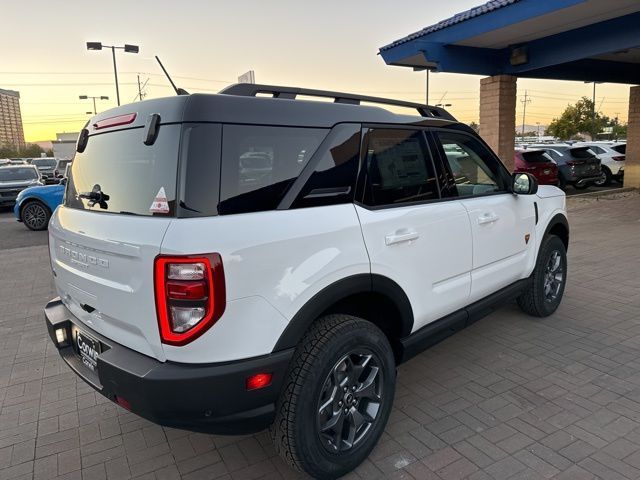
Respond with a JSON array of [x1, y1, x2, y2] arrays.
[[1, 193, 639, 479]]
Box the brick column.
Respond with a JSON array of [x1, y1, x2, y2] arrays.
[[625, 86, 640, 188], [479, 75, 517, 172]]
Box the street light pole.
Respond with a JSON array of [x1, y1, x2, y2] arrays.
[[86, 42, 139, 107], [111, 46, 120, 106], [79, 95, 110, 114]]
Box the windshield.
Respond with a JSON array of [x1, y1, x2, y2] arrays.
[[0, 167, 39, 181], [65, 125, 180, 216], [32, 159, 57, 168]]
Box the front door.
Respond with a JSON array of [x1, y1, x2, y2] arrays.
[[355, 127, 472, 332], [431, 130, 537, 302]]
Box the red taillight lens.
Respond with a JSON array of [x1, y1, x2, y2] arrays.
[[246, 373, 273, 391], [612, 155, 625, 161], [93, 113, 137, 130], [154, 254, 226, 346]]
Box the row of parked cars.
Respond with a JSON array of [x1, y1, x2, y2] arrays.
[[0, 158, 69, 230], [514, 141, 626, 189]]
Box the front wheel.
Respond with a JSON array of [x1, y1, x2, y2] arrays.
[[271, 315, 395, 479], [517, 235, 567, 317], [20, 201, 51, 231]]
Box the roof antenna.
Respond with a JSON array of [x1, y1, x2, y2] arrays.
[[155, 56, 189, 95]]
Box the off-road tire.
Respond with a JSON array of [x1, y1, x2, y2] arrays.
[[517, 235, 567, 317], [270, 314, 395, 479]]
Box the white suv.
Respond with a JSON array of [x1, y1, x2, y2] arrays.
[[45, 84, 569, 479], [574, 141, 626, 186]]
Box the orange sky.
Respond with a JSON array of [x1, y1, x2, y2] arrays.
[[1, 0, 632, 142]]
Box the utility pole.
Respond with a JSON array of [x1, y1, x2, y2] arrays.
[[137, 74, 143, 102], [521, 91, 531, 136]]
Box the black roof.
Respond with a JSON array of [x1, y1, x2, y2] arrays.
[[87, 84, 458, 134]]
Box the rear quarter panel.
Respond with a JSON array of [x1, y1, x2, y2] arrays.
[[159, 204, 370, 363]]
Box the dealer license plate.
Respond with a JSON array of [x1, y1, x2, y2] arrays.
[[76, 331, 100, 372]]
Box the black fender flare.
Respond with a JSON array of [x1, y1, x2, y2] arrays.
[[272, 274, 414, 352], [543, 212, 569, 250]]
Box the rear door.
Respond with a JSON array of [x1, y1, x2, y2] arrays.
[[49, 123, 182, 361], [355, 127, 472, 332], [431, 129, 536, 302]]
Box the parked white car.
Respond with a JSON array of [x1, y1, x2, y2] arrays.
[[575, 142, 625, 186], [45, 85, 569, 479]]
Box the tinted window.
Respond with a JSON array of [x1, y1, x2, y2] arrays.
[[65, 125, 180, 216], [178, 124, 221, 217], [570, 147, 596, 159], [0, 167, 38, 181], [612, 144, 626, 154], [293, 126, 360, 209], [545, 149, 566, 164], [435, 131, 506, 197], [32, 159, 57, 168], [522, 150, 554, 163], [363, 129, 438, 207], [219, 125, 327, 215], [589, 146, 606, 154]]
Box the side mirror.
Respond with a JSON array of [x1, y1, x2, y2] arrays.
[[512, 172, 538, 195], [41, 174, 49, 180]]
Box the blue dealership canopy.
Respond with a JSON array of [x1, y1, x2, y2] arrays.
[[379, 0, 640, 84]]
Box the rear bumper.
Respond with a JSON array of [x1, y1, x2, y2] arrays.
[[45, 297, 293, 434]]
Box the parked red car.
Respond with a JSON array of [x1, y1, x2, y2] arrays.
[[514, 148, 559, 185]]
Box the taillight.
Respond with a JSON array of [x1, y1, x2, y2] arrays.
[[154, 254, 226, 346], [612, 155, 625, 161]]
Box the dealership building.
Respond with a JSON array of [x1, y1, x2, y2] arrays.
[[379, 0, 640, 188], [0, 88, 25, 149]]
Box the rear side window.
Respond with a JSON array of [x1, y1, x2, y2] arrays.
[[219, 126, 327, 215], [522, 150, 554, 163], [65, 125, 181, 216], [362, 129, 439, 207], [292, 125, 360, 209]]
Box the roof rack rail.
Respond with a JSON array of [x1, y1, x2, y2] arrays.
[[219, 83, 456, 121]]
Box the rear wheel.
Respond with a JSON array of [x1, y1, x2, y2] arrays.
[[21, 201, 50, 231], [517, 235, 567, 317], [271, 315, 395, 479], [594, 166, 611, 187]]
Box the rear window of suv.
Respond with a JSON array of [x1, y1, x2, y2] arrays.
[[65, 125, 181, 216], [521, 150, 554, 163]]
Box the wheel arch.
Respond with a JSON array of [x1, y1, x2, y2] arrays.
[[272, 274, 414, 360], [543, 213, 569, 251], [20, 197, 52, 216]]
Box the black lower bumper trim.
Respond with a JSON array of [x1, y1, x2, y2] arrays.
[[45, 298, 293, 434]]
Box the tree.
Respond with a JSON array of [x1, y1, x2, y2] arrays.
[[546, 97, 607, 140], [468, 121, 479, 133], [0, 143, 45, 158]]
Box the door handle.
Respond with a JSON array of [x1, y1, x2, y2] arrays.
[[385, 230, 419, 246], [477, 213, 499, 225]]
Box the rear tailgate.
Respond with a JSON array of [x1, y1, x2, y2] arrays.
[[50, 117, 183, 361], [49, 211, 172, 360], [569, 147, 601, 176]]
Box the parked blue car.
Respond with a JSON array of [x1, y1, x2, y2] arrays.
[[14, 183, 65, 230]]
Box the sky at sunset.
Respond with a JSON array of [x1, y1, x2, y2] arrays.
[[1, 0, 634, 142]]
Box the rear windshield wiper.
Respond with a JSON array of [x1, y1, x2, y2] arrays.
[[78, 185, 110, 209]]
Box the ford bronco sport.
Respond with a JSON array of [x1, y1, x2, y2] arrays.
[[45, 84, 568, 479]]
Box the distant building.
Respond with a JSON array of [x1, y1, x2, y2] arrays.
[[0, 88, 25, 149], [52, 132, 79, 160]]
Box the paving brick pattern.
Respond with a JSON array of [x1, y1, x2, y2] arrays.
[[1, 193, 639, 479]]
